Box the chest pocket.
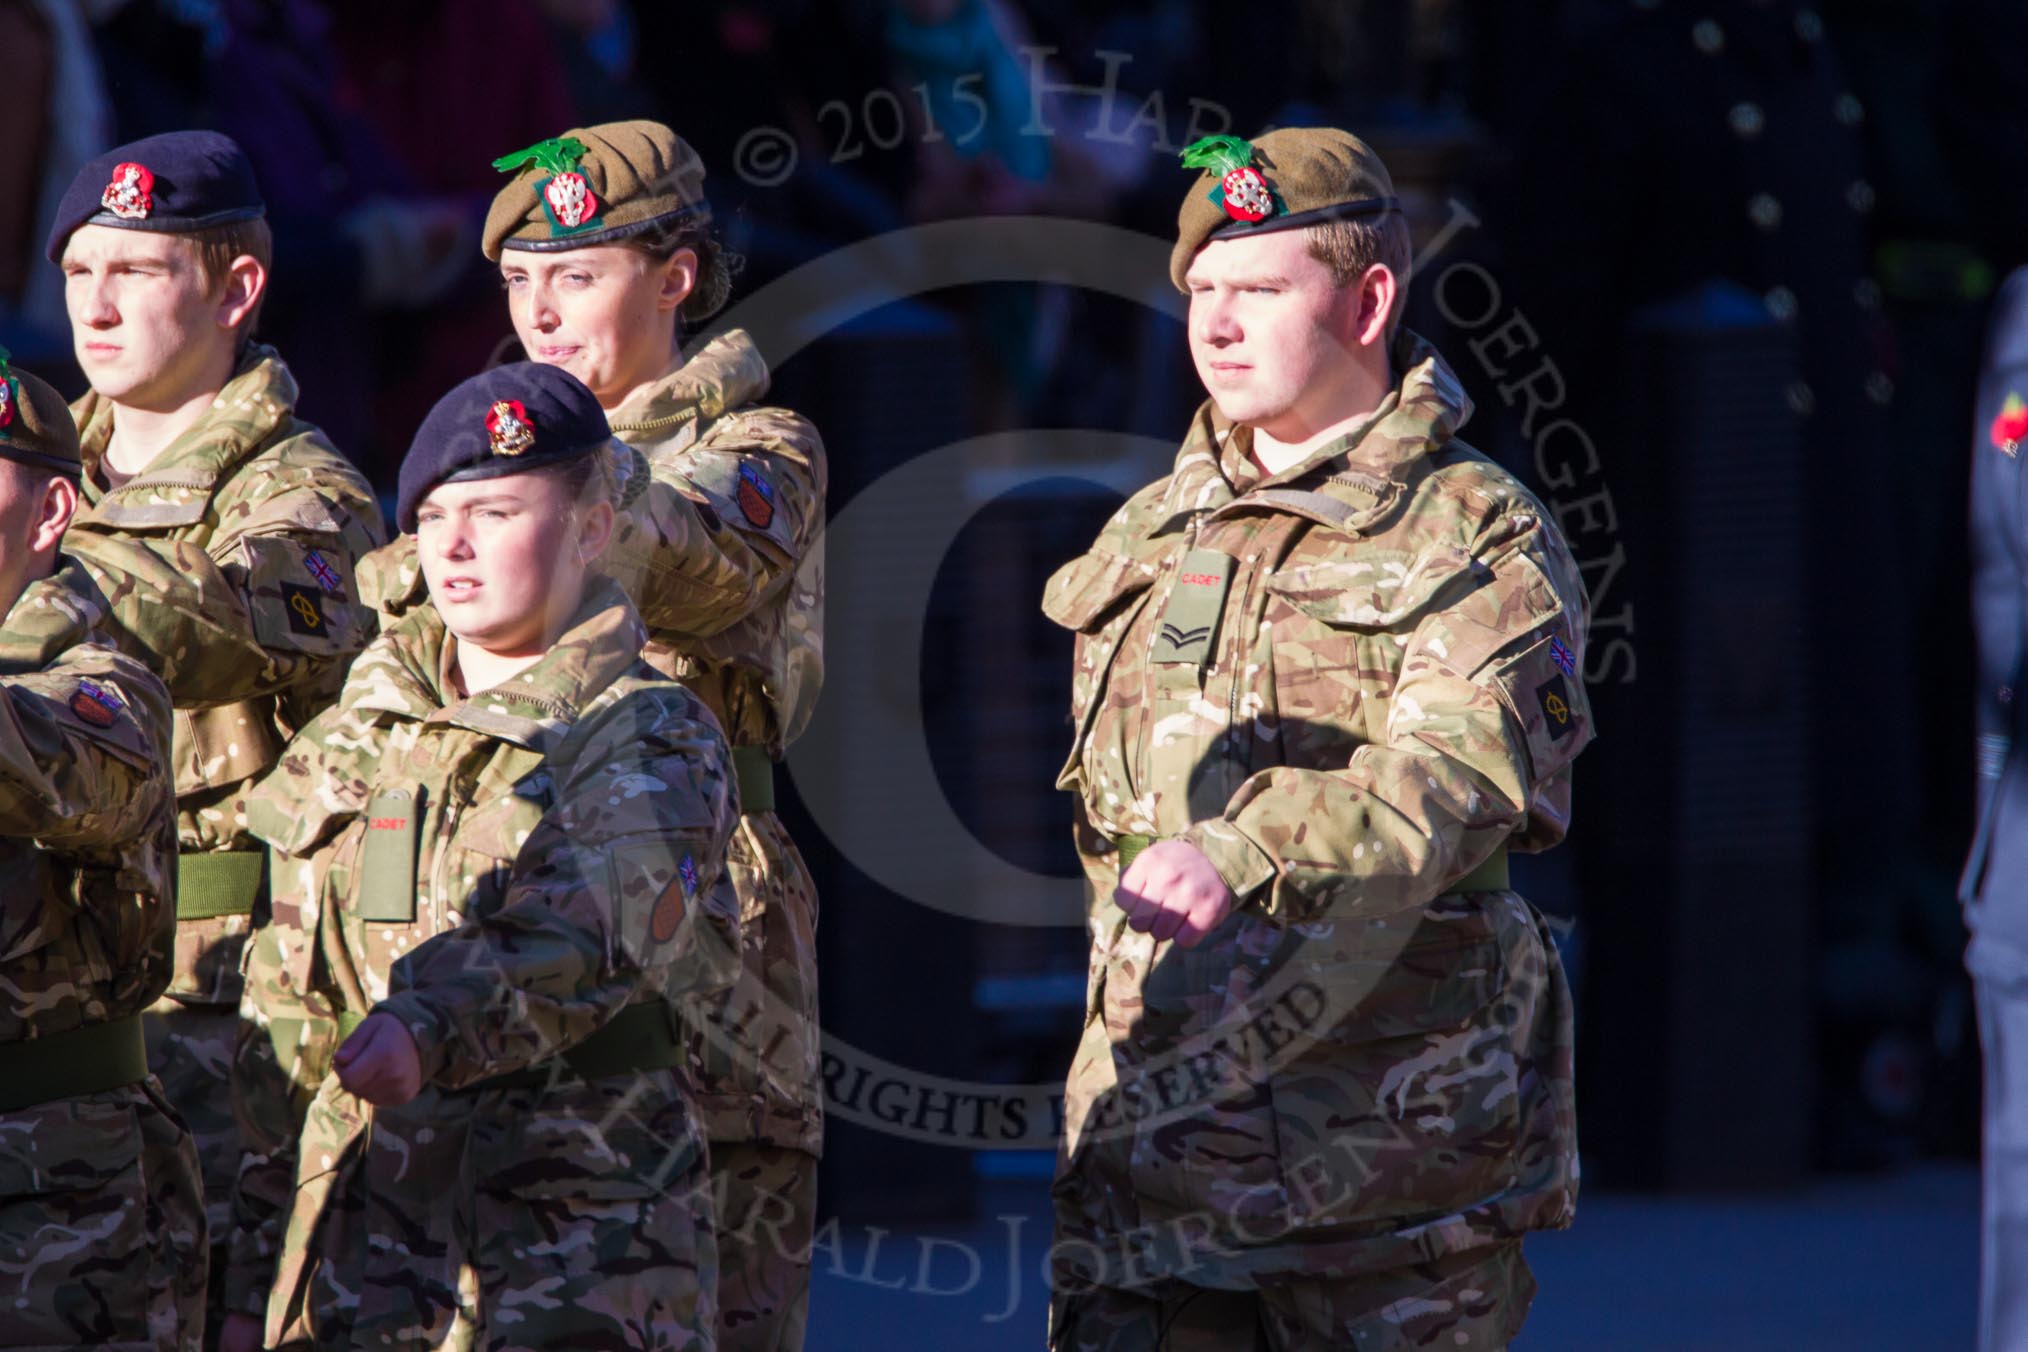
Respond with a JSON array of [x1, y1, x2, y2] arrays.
[[1264, 545, 1476, 737], [432, 785, 547, 928], [175, 700, 285, 799], [1041, 548, 1159, 790]]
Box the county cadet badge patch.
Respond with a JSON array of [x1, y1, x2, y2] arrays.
[[69, 680, 123, 728], [651, 854, 701, 944], [737, 462, 776, 529], [280, 582, 327, 635], [100, 162, 154, 220], [1536, 674, 1576, 742]]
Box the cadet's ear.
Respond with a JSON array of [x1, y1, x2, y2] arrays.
[[657, 247, 698, 316], [574, 497, 615, 565], [30, 473, 76, 557], [216, 254, 266, 335], [1352, 263, 1396, 350]]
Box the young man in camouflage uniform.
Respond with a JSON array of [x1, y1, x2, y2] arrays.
[[1044, 129, 1594, 1350], [44, 130, 387, 1334], [0, 359, 203, 1349], [223, 363, 744, 1350], [360, 119, 826, 1351]]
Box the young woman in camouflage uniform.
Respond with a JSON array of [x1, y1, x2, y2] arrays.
[[359, 119, 827, 1352], [221, 363, 743, 1351]]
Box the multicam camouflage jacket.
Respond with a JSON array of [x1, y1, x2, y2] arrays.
[[1043, 334, 1594, 1284], [0, 556, 177, 1043], [63, 345, 386, 1007], [358, 328, 827, 1154], [224, 577, 743, 1317]]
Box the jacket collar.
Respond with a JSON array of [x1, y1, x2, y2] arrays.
[[347, 575, 649, 754], [1153, 331, 1474, 538], [605, 328, 771, 449], [72, 344, 299, 519]]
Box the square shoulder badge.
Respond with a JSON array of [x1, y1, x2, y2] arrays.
[[1536, 673, 1577, 742], [241, 536, 359, 654]]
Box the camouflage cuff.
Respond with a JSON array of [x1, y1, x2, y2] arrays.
[[370, 992, 454, 1085], [1180, 817, 1278, 906]]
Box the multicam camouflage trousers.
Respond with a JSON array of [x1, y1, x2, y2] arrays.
[[683, 810, 824, 1351], [144, 1000, 242, 1341], [265, 1068, 717, 1351], [713, 1142, 818, 1352], [1048, 1242, 1530, 1352], [0, 1082, 207, 1351]]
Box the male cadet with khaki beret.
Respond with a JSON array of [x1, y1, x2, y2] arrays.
[[44, 129, 388, 1334], [1043, 130, 1594, 1349], [358, 119, 828, 1351], [0, 356, 203, 1348]]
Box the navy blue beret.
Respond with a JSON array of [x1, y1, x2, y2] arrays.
[[397, 362, 613, 532], [45, 130, 266, 262]]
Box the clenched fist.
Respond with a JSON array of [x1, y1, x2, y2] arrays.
[[1113, 839, 1236, 948]]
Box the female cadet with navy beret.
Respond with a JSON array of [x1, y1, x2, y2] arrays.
[[221, 362, 742, 1351]]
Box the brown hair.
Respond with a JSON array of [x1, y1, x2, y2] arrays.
[[1305, 211, 1412, 338], [533, 444, 619, 513], [626, 216, 740, 328], [184, 217, 273, 344]]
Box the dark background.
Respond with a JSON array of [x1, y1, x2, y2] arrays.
[[4, 0, 2008, 1336]]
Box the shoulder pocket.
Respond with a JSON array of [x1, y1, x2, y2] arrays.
[[1042, 549, 1159, 631]]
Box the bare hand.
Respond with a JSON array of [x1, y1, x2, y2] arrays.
[[1114, 840, 1236, 948], [333, 1012, 423, 1107], [217, 1312, 264, 1352]]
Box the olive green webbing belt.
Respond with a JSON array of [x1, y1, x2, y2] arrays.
[[274, 1002, 678, 1092], [732, 746, 775, 815], [1114, 833, 1510, 894], [0, 1015, 150, 1111], [176, 851, 265, 921]]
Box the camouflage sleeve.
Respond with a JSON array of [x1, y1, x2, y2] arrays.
[[609, 408, 826, 639], [0, 645, 169, 850], [224, 847, 340, 1316], [1182, 512, 1595, 922], [355, 534, 425, 620], [65, 480, 385, 711], [372, 688, 742, 1089]]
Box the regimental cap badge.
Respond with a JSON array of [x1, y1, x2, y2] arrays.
[[486, 399, 536, 456], [99, 161, 154, 221], [1181, 134, 1280, 225], [491, 136, 603, 234], [1994, 392, 2028, 459], [0, 346, 16, 435]]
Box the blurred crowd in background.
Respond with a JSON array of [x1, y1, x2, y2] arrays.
[[8, 0, 2026, 1206]]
